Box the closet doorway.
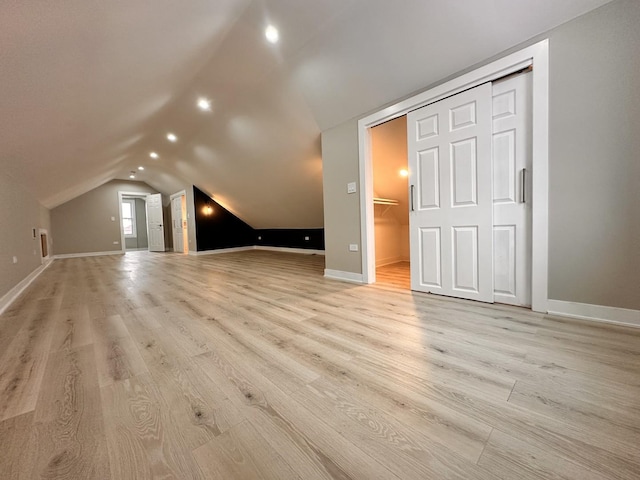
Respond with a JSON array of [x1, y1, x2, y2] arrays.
[[371, 116, 411, 289]]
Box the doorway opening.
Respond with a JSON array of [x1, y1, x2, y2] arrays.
[[120, 195, 149, 252], [118, 191, 167, 253], [370, 116, 410, 289]]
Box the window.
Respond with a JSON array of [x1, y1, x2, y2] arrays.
[[122, 199, 137, 238]]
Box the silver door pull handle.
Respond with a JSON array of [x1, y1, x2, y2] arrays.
[[410, 185, 415, 211], [520, 168, 526, 203]]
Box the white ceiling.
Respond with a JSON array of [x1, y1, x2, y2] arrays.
[[0, 0, 613, 228]]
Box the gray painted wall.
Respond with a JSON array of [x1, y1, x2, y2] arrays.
[[322, 120, 363, 274], [321, 0, 640, 310], [0, 172, 51, 300], [51, 180, 159, 255]]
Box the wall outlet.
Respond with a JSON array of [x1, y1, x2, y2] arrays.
[[111, 216, 116, 221], [349, 244, 359, 252], [347, 182, 357, 194], [12, 256, 18, 264], [304, 236, 310, 241]]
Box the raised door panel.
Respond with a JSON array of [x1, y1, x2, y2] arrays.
[[450, 138, 478, 207], [492, 73, 532, 306], [419, 228, 441, 288], [409, 82, 493, 302], [452, 226, 479, 293], [418, 148, 440, 209]]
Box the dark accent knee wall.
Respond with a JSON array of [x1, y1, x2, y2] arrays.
[[255, 228, 324, 250], [193, 186, 324, 251], [193, 186, 255, 251]]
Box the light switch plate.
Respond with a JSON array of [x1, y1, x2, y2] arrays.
[[349, 244, 359, 252], [347, 182, 357, 194]]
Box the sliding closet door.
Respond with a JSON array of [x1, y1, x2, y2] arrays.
[[408, 83, 494, 302]]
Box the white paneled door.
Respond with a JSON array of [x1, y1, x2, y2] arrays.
[[171, 195, 184, 253], [408, 83, 494, 302], [492, 72, 532, 306], [147, 193, 165, 252]]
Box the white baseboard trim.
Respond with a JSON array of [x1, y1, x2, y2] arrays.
[[189, 246, 255, 256], [547, 299, 640, 328], [324, 269, 364, 284], [54, 251, 124, 259], [0, 259, 54, 315], [255, 246, 325, 255], [125, 247, 148, 252]]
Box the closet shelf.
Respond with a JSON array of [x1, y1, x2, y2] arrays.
[[373, 197, 399, 206]]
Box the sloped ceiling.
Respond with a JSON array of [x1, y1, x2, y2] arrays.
[[0, 0, 612, 228]]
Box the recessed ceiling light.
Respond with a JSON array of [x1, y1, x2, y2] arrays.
[[149, 152, 159, 159], [197, 97, 211, 111], [399, 169, 409, 177], [167, 133, 177, 142], [129, 174, 136, 179], [265, 25, 279, 44], [138, 166, 144, 171]]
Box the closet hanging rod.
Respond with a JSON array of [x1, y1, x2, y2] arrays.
[[373, 197, 399, 206]]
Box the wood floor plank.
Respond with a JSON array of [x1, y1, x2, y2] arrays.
[[49, 304, 93, 352], [0, 412, 36, 478], [0, 298, 57, 421], [191, 347, 403, 480], [91, 313, 148, 387], [93, 332, 148, 387], [193, 420, 301, 480], [147, 353, 245, 450], [100, 373, 205, 479], [30, 344, 111, 479], [508, 379, 640, 448], [478, 428, 609, 480], [292, 378, 499, 480]]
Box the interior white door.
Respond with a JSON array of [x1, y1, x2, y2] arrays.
[[408, 83, 493, 302], [147, 193, 165, 252], [171, 196, 184, 253], [492, 72, 532, 306]]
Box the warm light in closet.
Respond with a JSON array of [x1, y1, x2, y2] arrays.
[[399, 169, 408, 177]]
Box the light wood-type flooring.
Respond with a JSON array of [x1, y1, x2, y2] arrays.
[[377, 261, 411, 290], [1, 250, 639, 479]]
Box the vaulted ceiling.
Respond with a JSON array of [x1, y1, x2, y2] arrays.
[[0, 0, 612, 228]]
